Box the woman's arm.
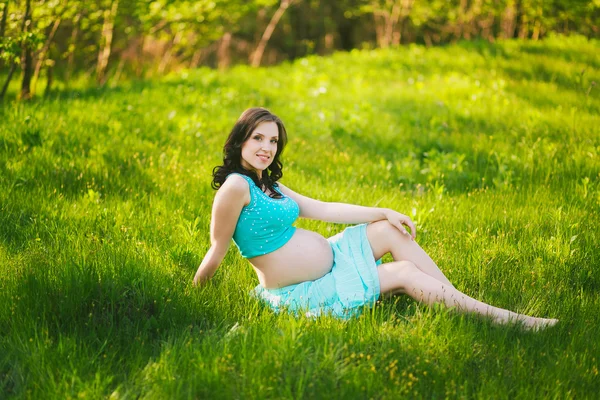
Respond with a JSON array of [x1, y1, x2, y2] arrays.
[[193, 176, 250, 286], [278, 183, 416, 239]]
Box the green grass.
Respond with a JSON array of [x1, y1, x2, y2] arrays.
[[1, 35, 599, 398]]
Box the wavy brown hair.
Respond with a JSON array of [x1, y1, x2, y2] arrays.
[[212, 107, 288, 198]]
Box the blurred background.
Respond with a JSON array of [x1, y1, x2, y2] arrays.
[[0, 0, 598, 100]]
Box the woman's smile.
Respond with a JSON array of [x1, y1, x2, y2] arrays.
[[257, 154, 270, 162]]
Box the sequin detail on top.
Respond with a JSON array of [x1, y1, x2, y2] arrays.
[[226, 173, 300, 258]]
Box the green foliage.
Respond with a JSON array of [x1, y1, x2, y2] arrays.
[[1, 36, 599, 398], [2, 0, 599, 99], [0, 31, 43, 67], [0, 35, 22, 64]]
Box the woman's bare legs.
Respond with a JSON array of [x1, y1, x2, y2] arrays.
[[366, 220, 455, 287], [367, 221, 558, 330], [377, 261, 558, 329]]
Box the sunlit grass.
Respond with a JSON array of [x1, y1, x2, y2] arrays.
[[1, 36, 599, 398]]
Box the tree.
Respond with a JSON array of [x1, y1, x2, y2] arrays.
[[19, 0, 33, 100], [96, 0, 118, 84], [250, 0, 299, 67]]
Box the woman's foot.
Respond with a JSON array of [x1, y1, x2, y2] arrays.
[[521, 316, 559, 331], [496, 315, 559, 331]]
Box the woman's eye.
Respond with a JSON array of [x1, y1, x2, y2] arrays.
[[271, 140, 278, 144], [254, 136, 262, 141]]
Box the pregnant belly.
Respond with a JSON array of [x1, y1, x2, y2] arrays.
[[249, 228, 334, 289]]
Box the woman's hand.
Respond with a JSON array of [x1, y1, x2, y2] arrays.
[[382, 208, 417, 240]]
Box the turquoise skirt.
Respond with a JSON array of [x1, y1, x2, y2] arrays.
[[252, 223, 381, 319]]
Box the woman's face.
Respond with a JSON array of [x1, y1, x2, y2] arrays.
[[240, 121, 279, 176]]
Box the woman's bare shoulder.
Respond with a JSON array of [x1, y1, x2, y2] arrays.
[[216, 174, 250, 204], [222, 174, 249, 189]]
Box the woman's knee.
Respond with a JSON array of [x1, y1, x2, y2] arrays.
[[369, 220, 410, 242], [368, 219, 395, 234], [378, 260, 421, 294], [392, 260, 420, 278], [367, 220, 405, 257]]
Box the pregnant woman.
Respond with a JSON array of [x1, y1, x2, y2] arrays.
[[193, 107, 557, 330]]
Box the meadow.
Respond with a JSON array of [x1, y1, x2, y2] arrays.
[[1, 35, 599, 398]]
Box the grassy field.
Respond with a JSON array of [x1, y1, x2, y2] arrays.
[[1, 35, 599, 398]]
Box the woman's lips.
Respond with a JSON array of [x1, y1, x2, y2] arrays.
[[257, 154, 270, 162]]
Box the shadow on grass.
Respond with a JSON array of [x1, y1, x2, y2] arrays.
[[302, 94, 593, 194], [458, 40, 600, 97], [0, 238, 241, 395], [507, 41, 600, 71], [40, 70, 227, 104]]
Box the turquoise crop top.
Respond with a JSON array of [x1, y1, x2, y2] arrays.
[[226, 173, 300, 258]]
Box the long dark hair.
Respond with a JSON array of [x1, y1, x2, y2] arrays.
[[212, 107, 288, 198]]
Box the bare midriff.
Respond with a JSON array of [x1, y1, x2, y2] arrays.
[[248, 228, 334, 289]]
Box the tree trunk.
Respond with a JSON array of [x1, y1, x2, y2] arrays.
[[31, 17, 61, 96], [518, 13, 529, 39], [501, 1, 516, 39], [479, 13, 494, 41], [394, 0, 415, 46], [44, 62, 53, 96], [385, 2, 400, 46], [190, 41, 219, 68], [532, 19, 541, 40], [0, 63, 16, 100], [373, 10, 387, 48], [20, 0, 33, 100], [0, 0, 14, 100], [250, 0, 294, 68], [337, 17, 355, 51], [96, 0, 119, 85], [324, 32, 334, 51], [0, 0, 8, 40], [0, 0, 9, 75], [65, 10, 82, 87], [189, 48, 202, 68], [217, 32, 232, 69], [455, 0, 468, 40], [158, 30, 182, 74], [461, 0, 479, 40], [470, 0, 482, 40]]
